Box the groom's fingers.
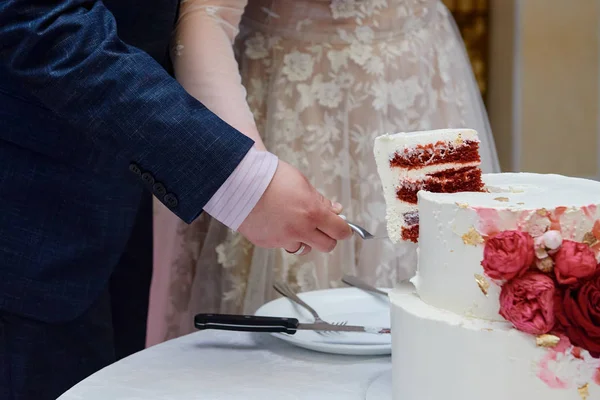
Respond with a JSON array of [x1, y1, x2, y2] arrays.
[[302, 229, 337, 253], [330, 200, 343, 214], [310, 192, 351, 241], [238, 161, 353, 254], [317, 211, 352, 241], [317, 190, 343, 214], [301, 244, 312, 255]]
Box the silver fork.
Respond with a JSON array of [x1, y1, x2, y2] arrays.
[[273, 281, 346, 335], [339, 215, 386, 240]]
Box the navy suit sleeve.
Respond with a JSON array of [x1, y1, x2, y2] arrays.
[[0, 0, 254, 223]]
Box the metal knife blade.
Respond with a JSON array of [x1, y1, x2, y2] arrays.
[[297, 322, 391, 334]]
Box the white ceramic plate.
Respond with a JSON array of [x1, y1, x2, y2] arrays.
[[365, 370, 392, 400], [254, 287, 391, 356]]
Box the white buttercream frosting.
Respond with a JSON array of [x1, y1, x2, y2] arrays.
[[390, 284, 600, 400], [377, 129, 600, 398], [389, 172, 600, 399], [415, 172, 600, 321]]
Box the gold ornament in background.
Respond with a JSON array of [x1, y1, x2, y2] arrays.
[[442, 0, 489, 103]]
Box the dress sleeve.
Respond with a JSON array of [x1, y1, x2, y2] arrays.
[[173, 0, 265, 150]]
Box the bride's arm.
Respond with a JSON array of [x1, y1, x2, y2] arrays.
[[172, 0, 265, 150], [172, 0, 278, 229]]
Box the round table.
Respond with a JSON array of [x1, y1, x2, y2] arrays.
[[58, 330, 392, 399]]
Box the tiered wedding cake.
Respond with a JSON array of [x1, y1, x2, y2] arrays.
[[374, 129, 600, 400]]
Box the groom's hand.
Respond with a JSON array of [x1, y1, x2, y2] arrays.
[[237, 161, 352, 255]]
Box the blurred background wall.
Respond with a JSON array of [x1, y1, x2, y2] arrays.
[[443, 0, 599, 179]]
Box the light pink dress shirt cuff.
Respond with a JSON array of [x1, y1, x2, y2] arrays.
[[203, 147, 278, 231]]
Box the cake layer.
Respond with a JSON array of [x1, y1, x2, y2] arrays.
[[413, 173, 600, 321], [395, 164, 483, 242], [389, 137, 480, 169], [390, 285, 600, 400], [396, 165, 482, 204], [374, 128, 482, 243], [400, 224, 419, 243]]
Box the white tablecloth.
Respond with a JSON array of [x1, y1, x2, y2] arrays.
[[58, 330, 391, 399]]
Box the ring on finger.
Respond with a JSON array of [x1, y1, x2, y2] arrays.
[[286, 243, 306, 256]]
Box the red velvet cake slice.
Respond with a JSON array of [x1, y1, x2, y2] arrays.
[[374, 129, 485, 243]]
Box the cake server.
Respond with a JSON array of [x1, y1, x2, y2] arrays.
[[194, 314, 391, 335], [339, 215, 385, 240]]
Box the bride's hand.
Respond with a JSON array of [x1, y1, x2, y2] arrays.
[[237, 161, 352, 255]]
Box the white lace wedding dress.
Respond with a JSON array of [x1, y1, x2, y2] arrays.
[[147, 0, 500, 345]]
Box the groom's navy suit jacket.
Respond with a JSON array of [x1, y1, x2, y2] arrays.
[[0, 0, 253, 323]]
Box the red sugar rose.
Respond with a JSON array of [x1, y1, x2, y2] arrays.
[[499, 272, 556, 335], [482, 230, 535, 281], [553, 240, 597, 286], [554, 270, 600, 358]]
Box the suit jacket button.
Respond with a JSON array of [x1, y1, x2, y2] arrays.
[[141, 172, 155, 186], [164, 193, 178, 209], [129, 163, 142, 175], [153, 182, 166, 196]]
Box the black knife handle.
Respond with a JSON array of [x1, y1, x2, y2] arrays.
[[194, 314, 299, 334]]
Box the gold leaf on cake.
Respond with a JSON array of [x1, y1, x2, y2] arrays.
[[578, 383, 589, 400], [536, 208, 548, 216], [517, 202, 525, 205], [494, 197, 509, 202], [474, 274, 490, 296], [456, 202, 469, 209], [462, 227, 484, 245], [582, 232, 598, 247], [535, 334, 560, 348]]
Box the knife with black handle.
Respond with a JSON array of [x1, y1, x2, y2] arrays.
[[194, 314, 390, 335]]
